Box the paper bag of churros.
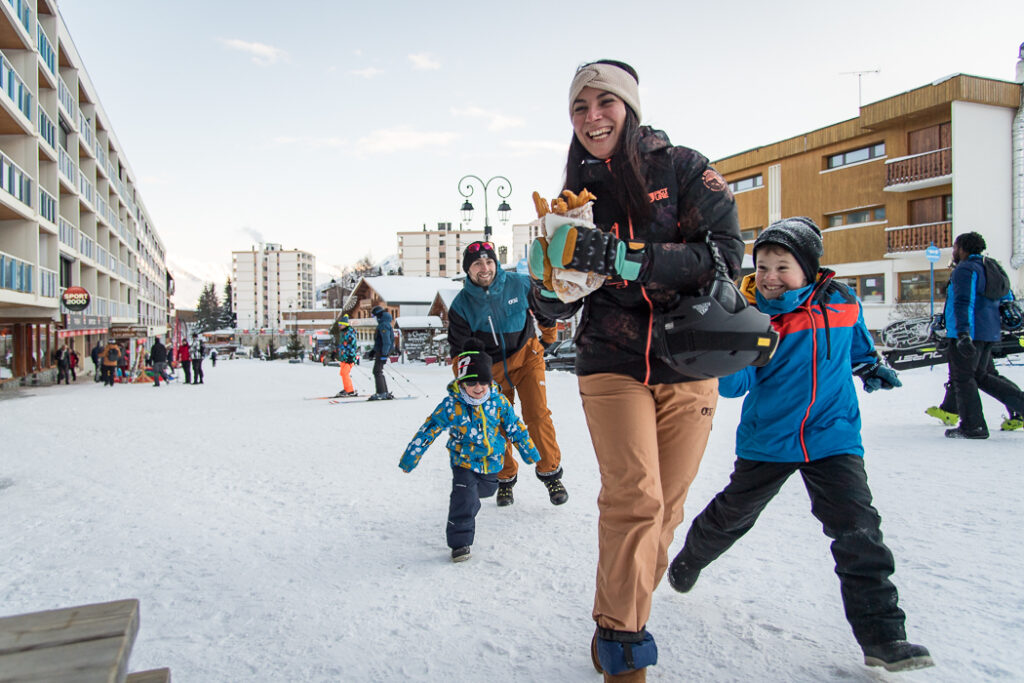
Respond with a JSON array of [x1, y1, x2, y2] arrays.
[[529, 189, 605, 303]]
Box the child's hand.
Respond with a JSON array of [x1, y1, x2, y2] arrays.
[[854, 361, 901, 392]]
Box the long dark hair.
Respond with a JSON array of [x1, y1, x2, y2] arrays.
[[564, 60, 652, 225]]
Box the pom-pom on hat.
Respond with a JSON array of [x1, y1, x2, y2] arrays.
[[338, 314, 350, 326], [753, 216, 823, 284], [456, 338, 493, 385]]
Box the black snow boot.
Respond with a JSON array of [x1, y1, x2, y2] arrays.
[[862, 640, 933, 671], [496, 476, 516, 507], [667, 550, 701, 593], [537, 468, 568, 505], [944, 426, 989, 439], [451, 546, 471, 563]]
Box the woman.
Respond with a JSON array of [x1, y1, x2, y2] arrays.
[[530, 60, 743, 682]]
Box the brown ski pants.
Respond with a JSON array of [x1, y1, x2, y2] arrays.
[[578, 372, 718, 632]]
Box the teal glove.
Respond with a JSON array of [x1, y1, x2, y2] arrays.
[[546, 224, 644, 281], [528, 237, 559, 299]]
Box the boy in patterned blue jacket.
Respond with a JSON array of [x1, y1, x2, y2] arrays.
[[667, 218, 933, 673], [400, 339, 540, 562]]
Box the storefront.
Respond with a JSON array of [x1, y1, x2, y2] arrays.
[[0, 319, 59, 387]]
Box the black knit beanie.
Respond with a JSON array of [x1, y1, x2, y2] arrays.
[[753, 217, 823, 283], [456, 338, 493, 385], [462, 241, 498, 274]]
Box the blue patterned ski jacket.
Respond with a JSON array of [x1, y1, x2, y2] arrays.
[[337, 325, 358, 363], [399, 380, 540, 473], [718, 272, 877, 463]]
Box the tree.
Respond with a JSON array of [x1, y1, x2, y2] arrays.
[[195, 283, 221, 333], [286, 330, 304, 360], [219, 279, 236, 329]]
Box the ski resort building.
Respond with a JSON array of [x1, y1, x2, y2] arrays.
[[715, 69, 1024, 331]]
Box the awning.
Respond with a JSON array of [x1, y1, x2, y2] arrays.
[[58, 327, 107, 338]]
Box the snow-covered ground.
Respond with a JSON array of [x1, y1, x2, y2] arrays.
[[2, 357, 1023, 682]]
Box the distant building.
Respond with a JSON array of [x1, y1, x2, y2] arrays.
[[713, 72, 1023, 330], [232, 243, 316, 331], [397, 222, 486, 277], [1, 0, 170, 387], [342, 275, 461, 347]]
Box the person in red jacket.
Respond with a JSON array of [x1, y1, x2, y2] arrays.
[[177, 340, 192, 384]]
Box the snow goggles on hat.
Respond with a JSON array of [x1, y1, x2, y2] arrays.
[[466, 241, 494, 253]]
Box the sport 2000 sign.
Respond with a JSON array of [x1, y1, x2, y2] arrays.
[[61, 286, 91, 312]]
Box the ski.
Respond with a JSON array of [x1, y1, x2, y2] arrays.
[[304, 394, 364, 401], [328, 395, 419, 404]]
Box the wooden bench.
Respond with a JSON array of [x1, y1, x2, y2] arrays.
[[0, 599, 170, 682]]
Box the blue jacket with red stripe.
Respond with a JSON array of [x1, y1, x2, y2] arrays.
[[718, 272, 877, 463]]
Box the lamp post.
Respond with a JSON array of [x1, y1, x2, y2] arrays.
[[457, 174, 512, 241]]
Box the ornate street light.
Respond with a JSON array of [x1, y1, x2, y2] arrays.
[[457, 174, 512, 241]]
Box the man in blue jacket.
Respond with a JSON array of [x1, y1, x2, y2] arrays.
[[367, 306, 394, 400], [943, 232, 1023, 438]]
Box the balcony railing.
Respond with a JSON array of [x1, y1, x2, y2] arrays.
[[886, 221, 952, 253], [57, 74, 76, 118], [38, 186, 56, 223], [58, 146, 77, 184], [95, 195, 109, 225], [39, 266, 57, 298], [36, 25, 56, 76], [37, 105, 55, 149], [0, 250, 33, 293], [94, 139, 107, 169], [78, 232, 94, 260], [0, 50, 32, 119], [58, 217, 76, 249], [0, 149, 32, 207], [77, 173, 94, 205], [4, 0, 30, 32], [78, 110, 95, 149], [885, 148, 951, 187]]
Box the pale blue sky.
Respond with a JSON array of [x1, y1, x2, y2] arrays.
[[57, 0, 1024, 307]]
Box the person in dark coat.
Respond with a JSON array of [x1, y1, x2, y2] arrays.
[[91, 340, 103, 382], [55, 343, 71, 384], [150, 337, 169, 387], [100, 340, 120, 386], [190, 337, 205, 385], [942, 232, 1024, 438], [69, 348, 79, 381], [367, 306, 394, 400]]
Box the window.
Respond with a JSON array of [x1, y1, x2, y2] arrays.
[[826, 206, 886, 227], [826, 142, 885, 169], [740, 227, 760, 242], [728, 174, 763, 193], [833, 274, 885, 303], [898, 270, 950, 303]]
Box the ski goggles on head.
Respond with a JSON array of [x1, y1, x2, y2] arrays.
[[465, 241, 494, 254]]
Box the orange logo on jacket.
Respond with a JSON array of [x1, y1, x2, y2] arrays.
[[648, 187, 669, 202]]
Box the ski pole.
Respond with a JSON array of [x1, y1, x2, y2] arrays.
[[383, 362, 430, 397]]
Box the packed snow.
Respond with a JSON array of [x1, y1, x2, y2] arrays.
[[2, 357, 1023, 681]]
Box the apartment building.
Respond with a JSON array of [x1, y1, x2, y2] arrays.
[[231, 243, 315, 332], [397, 222, 485, 277], [0, 0, 170, 386], [713, 72, 1024, 330]]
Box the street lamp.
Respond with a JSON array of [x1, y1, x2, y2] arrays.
[[457, 174, 512, 241]]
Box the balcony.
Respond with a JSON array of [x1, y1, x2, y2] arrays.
[[4, 0, 30, 33], [36, 25, 55, 76], [38, 186, 55, 223], [57, 74, 76, 118], [884, 148, 951, 192], [885, 221, 952, 254], [0, 148, 31, 208], [37, 105, 55, 149], [0, 249, 32, 294], [39, 266, 56, 298], [0, 49, 31, 122], [58, 217, 76, 249]]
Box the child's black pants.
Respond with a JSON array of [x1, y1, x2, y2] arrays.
[[446, 466, 498, 549], [681, 454, 907, 645]]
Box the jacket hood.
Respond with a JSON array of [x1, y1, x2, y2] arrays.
[[739, 273, 758, 304], [637, 126, 671, 154], [376, 311, 392, 325]]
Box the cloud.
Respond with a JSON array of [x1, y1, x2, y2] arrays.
[[501, 139, 568, 157], [408, 53, 441, 70], [355, 126, 458, 155], [220, 38, 287, 66], [451, 106, 525, 132], [272, 136, 348, 149], [240, 227, 266, 244], [350, 67, 384, 79]]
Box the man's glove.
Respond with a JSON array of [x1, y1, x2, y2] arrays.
[[853, 360, 902, 393], [546, 224, 645, 281], [528, 237, 559, 299], [956, 332, 976, 357]]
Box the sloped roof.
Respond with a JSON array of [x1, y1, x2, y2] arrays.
[[361, 275, 461, 303], [395, 316, 444, 329]]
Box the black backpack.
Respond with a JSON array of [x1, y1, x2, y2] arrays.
[[981, 256, 1010, 301]]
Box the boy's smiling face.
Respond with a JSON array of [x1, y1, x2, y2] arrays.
[[755, 246, 807, 300], [461, 381, 489, 399]]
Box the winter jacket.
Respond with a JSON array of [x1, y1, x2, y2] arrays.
[[718, 272, 877, 463], [943, 254, 1001, 342], [176, 344, 190, 364], [189, 342, 205, 361], [399, 380, 541, 474], [101, 343, 121, 367], [532, 126, 743, 385], [91, 343, 102, 365], [150, 340, 168, 364], [373, 312, 394, 357], [338, 325, 358, 363], [448, 267, 557, 362]]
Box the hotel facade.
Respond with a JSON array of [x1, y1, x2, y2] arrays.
[[0, 0, 170, 386]]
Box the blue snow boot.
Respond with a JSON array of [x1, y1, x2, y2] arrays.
[[593, 626, 657, 679]]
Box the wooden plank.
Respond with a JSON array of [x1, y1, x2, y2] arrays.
[[125, 669, 171, 683], [0, 600, 139, 683]]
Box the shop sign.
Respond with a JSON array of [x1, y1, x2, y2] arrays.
[[61, 286, 91, 312]]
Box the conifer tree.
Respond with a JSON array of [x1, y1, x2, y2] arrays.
[[195, 283, 221, 333]]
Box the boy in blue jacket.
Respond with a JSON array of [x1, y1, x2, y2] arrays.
[[400, 339, 541, 562], [667, 217, 933, 672]]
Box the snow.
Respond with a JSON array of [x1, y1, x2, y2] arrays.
[[2, 359, 1023, 682]]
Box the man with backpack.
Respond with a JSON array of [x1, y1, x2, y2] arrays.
[[942, 232, 1024, 439]]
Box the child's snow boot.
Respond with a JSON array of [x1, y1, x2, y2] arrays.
[[537, 468, 568, 505], [862, 640, 933, 671], [925, 406, 958, 426], [1001, 413, 1023, 431], [451, 546, 471, 562], [496, 476, 516, 507]]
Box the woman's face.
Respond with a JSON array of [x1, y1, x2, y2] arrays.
[[571, 87, 627, 160]]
